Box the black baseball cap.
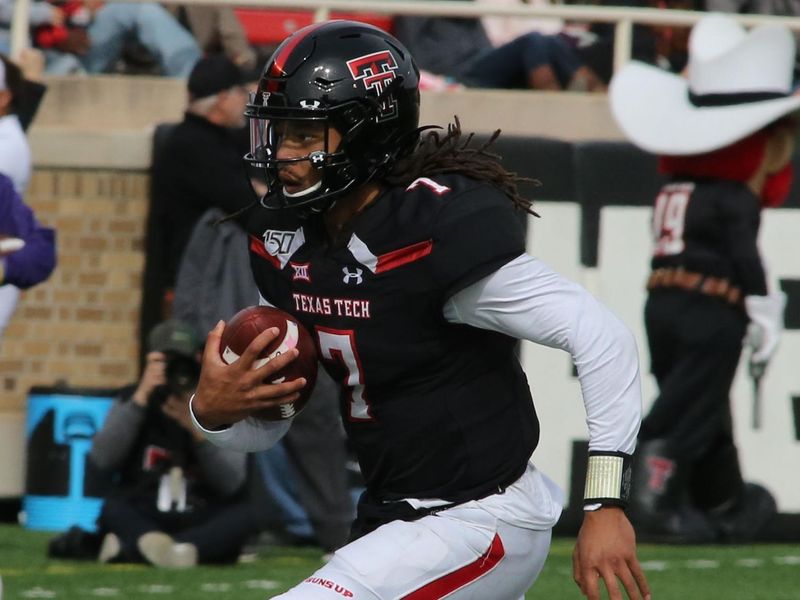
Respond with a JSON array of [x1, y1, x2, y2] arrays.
[[148, 320, 202, 356], [187, 54, 245, 99]]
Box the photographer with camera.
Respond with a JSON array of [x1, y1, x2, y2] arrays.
[[87, 319, 254, 568]]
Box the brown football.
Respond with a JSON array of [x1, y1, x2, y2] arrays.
[[219, 305, 318, 421]]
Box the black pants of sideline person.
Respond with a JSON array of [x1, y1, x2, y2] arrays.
[[98, 495, 254, 563], [640, 289, 747, 508]]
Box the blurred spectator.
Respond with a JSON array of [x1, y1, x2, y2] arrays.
[[394, 5, 605, 92], [706, 0, 799, 16], [31, 1, 200, 76], [0, 173, 56, 338], [561, 0, 697, 86], [480, 0, 564, 46], [0, 53, 52, 342], [0, 54, 31, 194], [0, 1, 60, 55], [12, 48, 48, 132], [0, 1, 49, 127], [648, 0, 700, 72], [165, 4, 258, 75], [0, 173, 55, 288], [251, 389, 353, 554], [89, 319, 253, 567], [144, 53, 253, 339], [171, 208, 255, 339], [172, 208, 354, 553], [564, 0, 692, 80]]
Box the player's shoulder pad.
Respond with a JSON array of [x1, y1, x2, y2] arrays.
[[414, 175, 527, 292], [400, 174, 516, 217], [433, 175, 521, 226]]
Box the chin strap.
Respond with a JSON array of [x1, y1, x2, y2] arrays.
[[282, 180, 323, 198]]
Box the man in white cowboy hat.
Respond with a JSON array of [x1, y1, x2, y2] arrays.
[[609, 13, 796, 543]]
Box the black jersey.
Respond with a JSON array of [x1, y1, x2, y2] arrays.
[[650, 179, 767, 296], [247, 174, 539, 503]]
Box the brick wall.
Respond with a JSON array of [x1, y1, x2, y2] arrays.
[[0, 169, 149, 412]]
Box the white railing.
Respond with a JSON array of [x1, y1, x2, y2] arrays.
[[10, 0, 800, 74]]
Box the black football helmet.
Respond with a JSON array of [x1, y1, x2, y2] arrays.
[[244, 20, 420, 215]]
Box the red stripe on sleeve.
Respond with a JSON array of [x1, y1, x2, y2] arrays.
[[249, 234, 281, 269], [375, 240, 433, 274], [401, 534, 505, 600]]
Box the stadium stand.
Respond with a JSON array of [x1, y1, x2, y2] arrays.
[[233, 9, 394, 46]]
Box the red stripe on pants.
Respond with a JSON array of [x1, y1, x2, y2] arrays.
[[401, 533, 505, 599]]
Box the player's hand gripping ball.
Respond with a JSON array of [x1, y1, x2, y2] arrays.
[[219, 306, 318, 420]]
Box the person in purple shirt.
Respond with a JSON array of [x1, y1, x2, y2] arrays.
[[0, 173, 55, 291]]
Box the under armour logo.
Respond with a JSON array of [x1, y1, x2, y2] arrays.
[[342, 267, 363, 285], [308, 151, 325, 166], [299, 99, 321, 109], [261, 91, 271, 105]]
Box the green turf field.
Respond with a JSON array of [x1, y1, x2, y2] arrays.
[[1, 524, 798, 599]]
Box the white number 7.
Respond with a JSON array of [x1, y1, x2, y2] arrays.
[[317, 327, 372, 421]]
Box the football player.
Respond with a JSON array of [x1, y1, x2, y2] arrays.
[[190, 21, 650, 600]]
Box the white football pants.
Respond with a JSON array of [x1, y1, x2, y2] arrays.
[[269, 502, 552, 600]]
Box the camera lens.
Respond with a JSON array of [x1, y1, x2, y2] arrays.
[[164, 355, 201, 395]]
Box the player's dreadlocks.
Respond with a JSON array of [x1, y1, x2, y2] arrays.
[[385, 117, 540, 217]]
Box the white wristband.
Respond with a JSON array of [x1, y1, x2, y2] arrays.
[[583, 451, 632, 509]]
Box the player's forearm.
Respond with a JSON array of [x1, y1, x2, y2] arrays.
[[189, 394, 292, 452], [570, 292, 641, 455]]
